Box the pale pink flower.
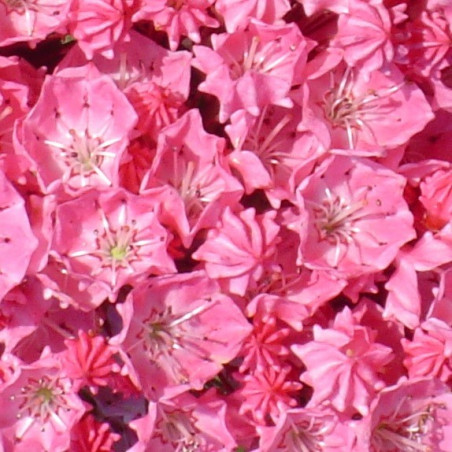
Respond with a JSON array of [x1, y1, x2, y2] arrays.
[[0, 0, 70, 47], [0, 349, 86, 451], [69, 0, 135, 60], [295, 156, 415, 279], [193, 20, 310, 122], [52, 188, 175, 292], [110, 272, 252, 391], [133, 0, 219, 50], [215, 0, 291, 32], [292, 307, 394, 415], [193, 207, 280, 296], [17, 64, 137, 193], [0, 170, 38, 301], [402, 318, 452, 382]]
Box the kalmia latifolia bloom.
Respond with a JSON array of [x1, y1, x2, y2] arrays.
[[52, 188, 175, 295], [17, 64, 137, 193], [110, 271, 252, 391], [294, 155, 415, 278], [1, 0, 452, 449]]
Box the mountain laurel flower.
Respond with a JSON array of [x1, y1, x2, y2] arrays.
[[292, 307, 394, 416], [305, 62, 434, 152], [0, 349, 85, 451], [0, 170, 38, 301], [357, 378, 452, 452], [402, 318, 452, 382], [17, 64, 137, 193], [193, 207, 281, 296], [110, 272, 252, 391], [193, 19, 311, 122], [52, 188, 175, 293], [294, 156, 415, 279]]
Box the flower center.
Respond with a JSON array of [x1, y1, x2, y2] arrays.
[[45, 127, 119, 187]]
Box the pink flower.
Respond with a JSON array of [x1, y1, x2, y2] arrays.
[[226, 104, 326, 204], [419, 167, 452, 231], [331, 0, 394, 75], [258, 407, 356, 452], [52, 188, 175, 293], [304, 61, 434, 152], [0, 349, 86, 451], [133, 0, 219, 50], [110, 271, 252, 391], [193, 207, 280, 296], [17, 64, 137, 193], [237, 365, 302, 424], [294, 156, 415, 279], [193, 20, 310, 122], [62, 330, 122, 391], [70, 414, 120, 452], [357, 378, 452, 452], [141, 109, 243, 247], [69, 0, 135, 59], [292, 307, 394, 415], [402, 318, 452, 382], [215, 0, 291, 32], [0, 0, 70, 47], [0, 170, 38, 301]]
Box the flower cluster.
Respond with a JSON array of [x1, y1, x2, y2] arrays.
[[0, 0, 451, 451]]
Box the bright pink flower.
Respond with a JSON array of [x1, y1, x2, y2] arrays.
[[70, 414, 120, 452], [294, 156, 415, 279], [131, 391, 237, 451], [62, 330, 122, 391], [17, 64, 137, 193], [292, 307, 394, 415], [193, 20, 311, 122], [357, 378, 452, 452], [0, 281, 50, 354], [133, 0, 219, 50], [110, 272, 252, 391], [297, 0, 349, 16], [258, 407, 357, 452], [304, 61, 434, 152], [141, 109, 243, 247], [226, 104, 326, 204], [331, 0, 394, 74], [239, 295, 293, 373], [69, 0, 135, 60], [237, 365, 302, 424], [0, 0, 70, 47], [215, 0, 291, 32], [402, 318, 452, 382], [52, 188, 175, 293], [394, 6, 451, 77], [419, 167, 452, 231], [193, 207, 280, 296], [0, 349, 86, 451], [0, 170, 37, 301]]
